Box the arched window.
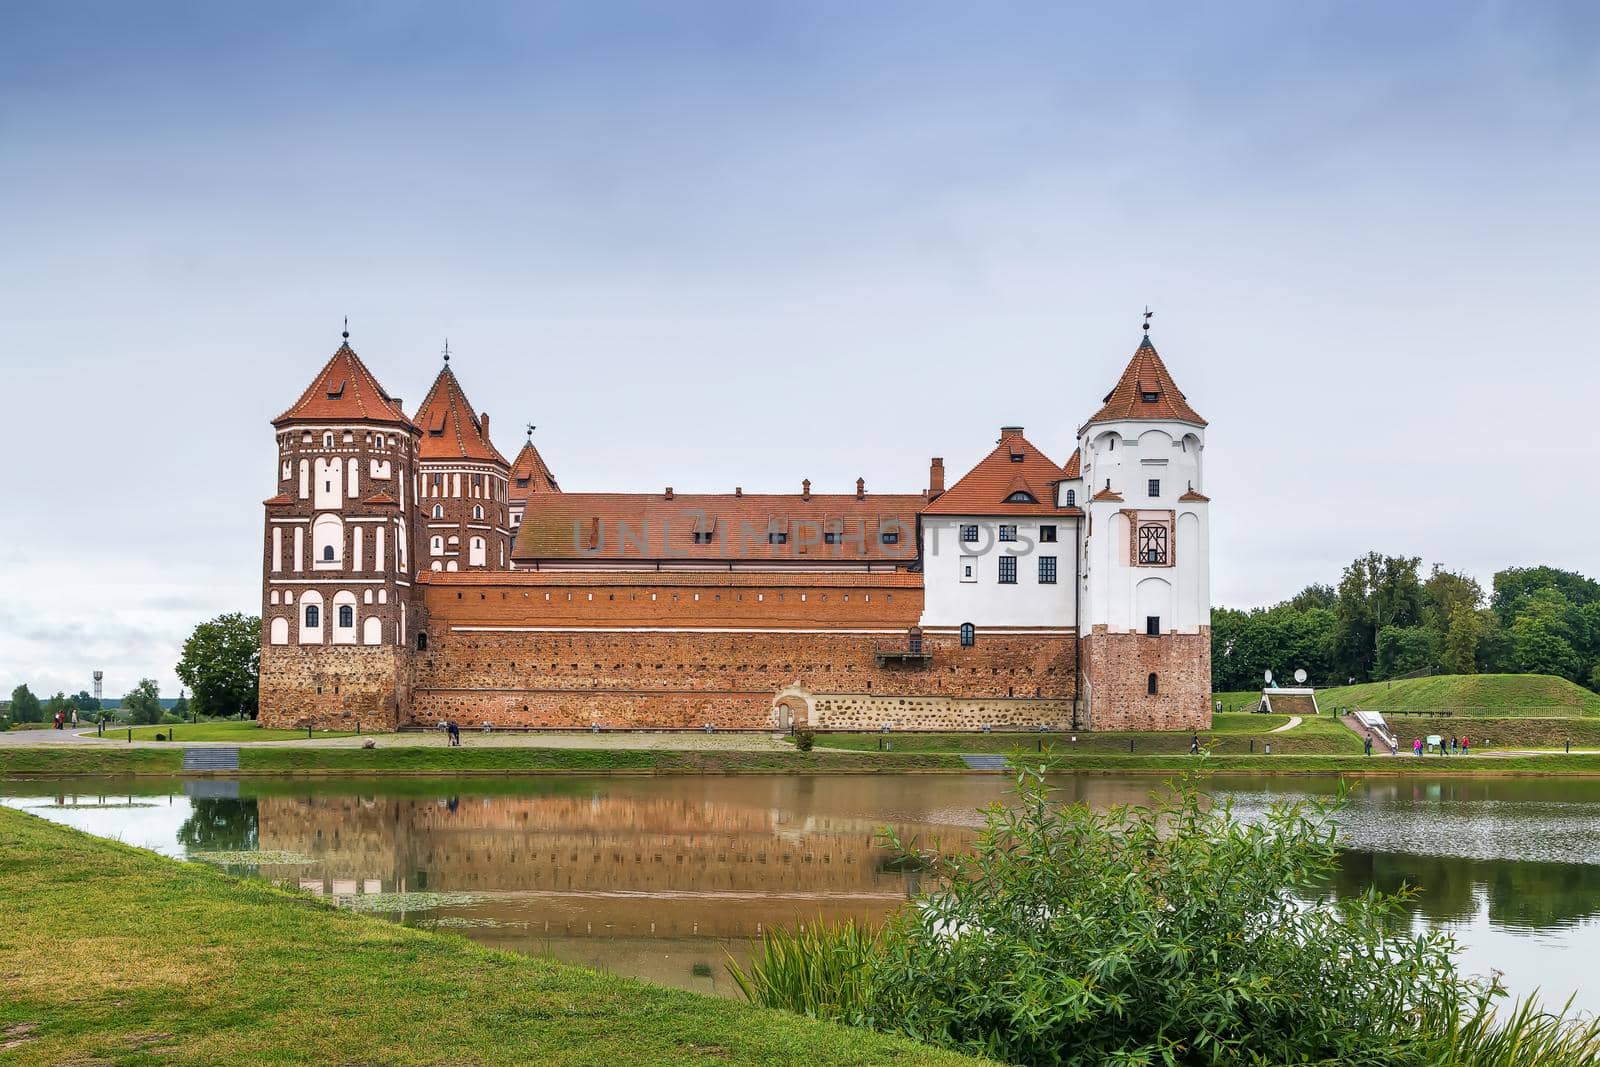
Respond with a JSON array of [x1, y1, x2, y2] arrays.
[[304, 604, 320, 628], [323, 432, 333, 448], [1147, 673, 1159, 695], [1003, 491, 1036, 504], [431, 536, 444, 554], [322, 544, 335, 562], [1065, 489, 1076, 506], [416, 631, 428, 651], [338, 605, 354, 628], [472, 504, 483, 520], [960, 622, 976, 648], [432, 504, 444, 518]]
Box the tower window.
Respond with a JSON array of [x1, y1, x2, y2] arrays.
[[998, 556, 1017, 584], [1138, 523, 1169, 565], [323, 433, 333, 448], [1009, 452, 1024, 463], [960, 623, 976, 647], [322, 545, 335, 562], [1147, 672, 1159, 695], [1142, 391, 1159, 403], [960, 524, 979, 543], [472, 505, 483, 520], [338, 605, 354, 628], [304, 605, 320, 628], [1038, 556, 1057, 584], [1146, 615, 1161, 636], [998, 525, 1017, 542], [1039, 525, 1057, 543], [432, 504, 444, 518], [416, 632, 428, 651], [1147, 479, 1161, 498]]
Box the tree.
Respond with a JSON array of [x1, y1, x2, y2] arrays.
[[1492, 566, 1600, 622], [172, 693, 190, 720], [1440, 603, 1481, 675], [1375, 625, 1440, 680], [9, 684, 43, 724], [1287, 583, 1338, 612], [1508, 614, 1581, 680], [43, 691, 72, 724], [123, 678, 163, 725], [1333, 553, 1424, 682], [71, 691, 100, 713], [1422, 566, 1483, 638], [176, 613, 261, 720]]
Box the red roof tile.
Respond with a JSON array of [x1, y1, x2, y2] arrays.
[[419, 569, 924, 589], [273, 341, 416, 430], [1178, 489, 1211, 502], [263, 493, 293, 506], [1083, 335, 1206, 428], [1060, 448, 1082, 480], [513, 490, 925, 563], [363, 491, 397, 505], [1091, 486, 1124, 502], [921, 428, 1074, 516], [414, 366, 509, 466], [509, 439, 560, 501]]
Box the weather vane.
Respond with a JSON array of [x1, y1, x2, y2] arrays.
[[442, 338, 450, 364], [342, 315, 349, 340], [525, 422, 536, 440], [1143, 306, 1153, 333]]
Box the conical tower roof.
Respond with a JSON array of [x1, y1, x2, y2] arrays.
[[273, 341, 416, 430], [414, 364, 508, 466], [509, 438, 560, 500], [1082, 334, 1206, 429]]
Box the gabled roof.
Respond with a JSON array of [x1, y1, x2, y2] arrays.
[[513, 491, 925, 563], [1179, 489, 1211, 502], [413, 365, 509, 467], [1061, 448, 1082, 480], [921, 428, 1077, 516], [509, 439, 560, 501], [273, 341, 416, 430], [1082, 334, 1206, 429], [363, 491, 398, 505]]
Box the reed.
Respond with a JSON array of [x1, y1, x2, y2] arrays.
[[727, 919, 880, 1023]]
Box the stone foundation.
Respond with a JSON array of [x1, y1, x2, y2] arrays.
[[1079, 626, 1210, 730], [811, 694, 1076, 732], [259, 644, 411, 731]]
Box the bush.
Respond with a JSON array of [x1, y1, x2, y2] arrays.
[[737, 760, 1600, 1065], [794, 726, 815, 752]]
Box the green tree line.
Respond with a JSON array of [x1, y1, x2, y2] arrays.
[[1213, 554, 1600, 691]]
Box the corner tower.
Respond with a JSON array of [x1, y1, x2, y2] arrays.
[[507, 426, 560, 538], [1072, 328, 1211, 729], [413, 351, 512, 571], [259, 331, 423, 730]]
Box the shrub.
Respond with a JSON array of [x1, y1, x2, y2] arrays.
[[794, 726, 816, 752], [736, 760, 1600, 1065]]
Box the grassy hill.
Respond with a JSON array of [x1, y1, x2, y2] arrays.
[[1313, 674, 1600, 717]]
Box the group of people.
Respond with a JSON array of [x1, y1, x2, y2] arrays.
[[1411, 735, 1469, 757], [51, 709, 79, 730]]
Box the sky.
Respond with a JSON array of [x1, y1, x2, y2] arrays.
[[1, 1, 1598, 700]]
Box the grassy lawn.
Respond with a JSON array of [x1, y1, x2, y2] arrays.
[[93, 721, 357, 742], [0, 807, 978, 1066], [1313, 673, 1600, 717], [811, 714, 1362, 756]]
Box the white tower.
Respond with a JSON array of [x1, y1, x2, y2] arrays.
[[1068, 327, 1211, 729]]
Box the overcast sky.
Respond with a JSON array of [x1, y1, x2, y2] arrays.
[[2, 2, 1597, 699]]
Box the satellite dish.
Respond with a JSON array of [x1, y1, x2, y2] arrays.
[[1294, 668, 1308, 684], [1263, 670, 1273, 684]]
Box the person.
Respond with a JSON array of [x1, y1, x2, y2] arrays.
[[1462, 735, 1470, 756], [1413, 737, 1422, 758], [1364, 733, 1373, 757], [1189, 733, 1200, 755], [70, 709, 78, 728], [446, 720, 461, 747]]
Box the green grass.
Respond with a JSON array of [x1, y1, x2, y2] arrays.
[[1315, 674, 1600, 717], [0, 807, 979, 1066], [101, 721, 357, 742], [812, 715, 1362, 756]]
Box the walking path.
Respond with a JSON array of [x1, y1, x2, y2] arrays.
[[0, 726, 791, 752], [1269, 716, 1302, 733]]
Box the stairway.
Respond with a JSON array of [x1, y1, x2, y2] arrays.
[[961, 754, 1011, 770], [183, 747, 241, 771]]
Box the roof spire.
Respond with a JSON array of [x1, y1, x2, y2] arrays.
[[1142, 306, 1153, 334], [342, 315, 349, 341], [526, 422, 536, 440], [442, 338, 451, 364]]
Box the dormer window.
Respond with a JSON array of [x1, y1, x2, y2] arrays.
[[516, 477, 530, 488], [1141, 391, 1159, 403], [1009, 452, 1024, 463], [1064, 489, 1076, 507], [325, 377, 346, 399], [1003, 491, 1036, 504]]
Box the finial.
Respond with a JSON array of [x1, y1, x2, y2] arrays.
[[342, 315, 349, 341], [1142, 306, 1153, 333], [525, 422, 536, 440], [442, 338, 451, 364]]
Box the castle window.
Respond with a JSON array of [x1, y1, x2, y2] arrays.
[[432, 504, 444, 518], [322, 545, 335, 562], [323, 433, 333, 448], [1003, 491, 1036, 503], [338, 605, 354, 628], [416, 632, 428, 651], [998, 525, 1017, 542], [1064, 490, 1075, 507], [960, 623, 976, 647], [1138, 523, 1169, 565], [1039, 525, 1057, 543], [998, 556, 1017, 584], [960, 524, 979, 543], [1147, 672, 1159, 694], [1146, 615, 1161, 636], [1038, 556, 1057, 584], [1147, 479, 1161, 498], [304, 604, 320, 628], [472, 505, 483, 520], [431, 536, 444, 554]]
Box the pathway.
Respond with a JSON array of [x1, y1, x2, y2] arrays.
[[1269, 716, 1302, 733]]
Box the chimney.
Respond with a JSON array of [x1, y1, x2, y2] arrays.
[[735, 486, 742, 498], [929, 457, 945, 497], [665, 486, 674, 500], [1000, 426, 1024, 440], [479, 412, 490, 439], [855, 477, 865, 500], [801, 478, 811, 501]]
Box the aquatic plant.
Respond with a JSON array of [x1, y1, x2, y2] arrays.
[[727, 919, 879, 1023], [337, 891, 485, 912]]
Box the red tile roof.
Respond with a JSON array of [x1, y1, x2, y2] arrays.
[[263, 493, 294, 506], [1083, 335, 1206, 428], [1060, 448, 1082, 480], [363, 491, 398, 505], [273, 341, 416, 430], [513, 490, 925, 563], [921, 428, 1075, 516], [1091, 486, 1124, 502], [414, 366, 509, 466], [1178, 489, 1211, 502], [419, 569, 924, 589], [509, 439, 560, 501]]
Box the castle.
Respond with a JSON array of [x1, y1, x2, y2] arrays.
[[259, 325, 1211, 732]]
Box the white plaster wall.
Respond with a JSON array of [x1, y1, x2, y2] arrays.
[[269, 617, 289, 645], [314, 458, 341, 510], [920, 516, 1077, 628]]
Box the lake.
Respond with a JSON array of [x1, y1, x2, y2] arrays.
[[5, 772, 1599, 1011]]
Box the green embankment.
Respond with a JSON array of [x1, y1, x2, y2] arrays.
[[1314, 674, 1600, 717], [102, 722, 356, 742], [0, 807, 977, 1066], [814, 715, 1361, 756], [1384, 716, 1600, 750]]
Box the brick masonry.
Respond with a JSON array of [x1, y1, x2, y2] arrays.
[[259, 645, 411, 731], [1078, 625, 1211, 730]]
